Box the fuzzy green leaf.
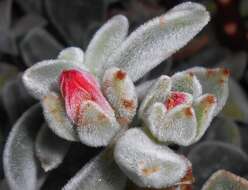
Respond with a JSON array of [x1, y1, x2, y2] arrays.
[[35, 123, 70, 172], [85, 15, 129, 77], [3, 104, 43, 190], [42, 92, 79, 141], [114, 128, 189, 189], [102, 67, 137, 126], [63, 149, 127, 190], [105, 2, 210, 81]]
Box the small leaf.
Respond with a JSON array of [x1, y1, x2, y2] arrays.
[[146, 102, 197, 146], [105, 2, 210, 81], [139, 75, 171, 119], [58, 47, 85, 69], [185, 67, 229, 116], [22, 59, 81, 99], [76, 101, 120, 147], [102, 67, 138, 126], [63, 149, 127, 190], [84, 15, 128, 77], [193, 94, 217, 142], [42, 92, 79, 141], [3, 104, 43, 190], [114, 128, 189, 189], [202, 170, 248, 190], [171, 71, 202, 98], [35, 123, 71, 172]]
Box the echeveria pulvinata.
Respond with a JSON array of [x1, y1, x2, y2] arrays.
[[5, 2, 229, 189]]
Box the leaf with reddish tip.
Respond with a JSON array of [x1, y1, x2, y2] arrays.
[[202, 170, 248, 190], [171, 71, 202, 98], [22, 59, 81, 99], [35, 124, 70, 172], [3, 104, 43, 190], [139, 75, 171, 119], [102, 67, 138, 126], [114, 128, 189, 189], [84, 15, 129, 77], [193, 94, 217, 142], [105, 2, 210, 81], [146, 101, 197, 146], [58, 47, 86, 69], [76, 101, 120, 147], [185, 67, 229, 116], [42, 92, 79, 141], [63, 149, 127, 190]]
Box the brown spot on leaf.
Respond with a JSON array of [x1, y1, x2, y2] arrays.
[[222, 68, 230, 77], [205, 95, 216, 105], [142, 166, 160, 176], [184, 107, 193, 117], [115, 70, 126, 80], [123, 99, 135, 110], [117, 116, 129, 126]]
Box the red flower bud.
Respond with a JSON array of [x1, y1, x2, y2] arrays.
[[59, 69, 113, 124], [165, 92, 188, 110]]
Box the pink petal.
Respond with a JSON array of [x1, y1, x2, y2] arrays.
[[59, 69, 113, 124], [164, 91, 189, 110]]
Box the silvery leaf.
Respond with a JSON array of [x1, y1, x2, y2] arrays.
[[139, 75, 171, 119], [35, 123, 71, 172], [63, 149, 127, 190], [84, 15, 128, 77], [3, 104, 43, 190], [202, 170, 248, 190], [147, 102, 197, 146], [185, 67, 229, 116], [171, 71, 202, 98], [42, 92, 79, 141], [75, 101, 120, 147], [114, 128, 189, 189], [58, 47, 85, 68], [105, 2, 210, 81], [22, 59, 81, 99], [193, 94, 217, 142], [102, 67, 137, 126]]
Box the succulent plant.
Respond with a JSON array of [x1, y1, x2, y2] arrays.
[[2, 2, 231, 190]]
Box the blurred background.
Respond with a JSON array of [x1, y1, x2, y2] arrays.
[[0, 0, 248, 189]]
